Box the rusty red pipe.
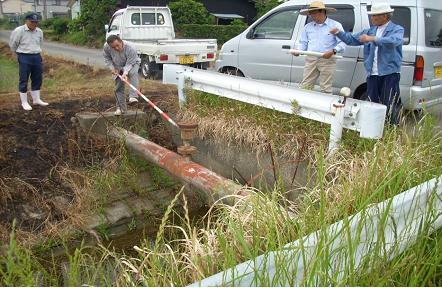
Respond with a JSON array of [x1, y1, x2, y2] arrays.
[[108, 128, 245, 204]]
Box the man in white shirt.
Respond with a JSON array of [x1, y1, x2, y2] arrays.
[[293, 1, 346, 94], [9, 13, 48, 111]]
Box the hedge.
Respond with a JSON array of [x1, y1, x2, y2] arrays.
[[178, 24, 247, 45]]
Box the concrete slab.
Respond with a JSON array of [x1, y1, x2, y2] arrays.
[[75, 110, 147, 136]]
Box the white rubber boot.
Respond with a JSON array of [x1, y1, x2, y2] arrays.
[[31, 90, 49, 106], [20, 92, 32, 111]]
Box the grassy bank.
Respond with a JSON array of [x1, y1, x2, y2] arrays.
[[0, 42, 179, 246], [1, 111, 441, 286]]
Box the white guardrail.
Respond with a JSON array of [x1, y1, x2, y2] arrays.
[[189, 176, 442, 286], [163, 64, 387, 153]]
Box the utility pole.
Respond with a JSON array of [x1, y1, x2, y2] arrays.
[[43, 0, 47, 19], [0, 0, 4, 19]]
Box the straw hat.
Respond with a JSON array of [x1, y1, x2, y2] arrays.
[[300, 1, 337, 15], [367, 2, 394, 15]]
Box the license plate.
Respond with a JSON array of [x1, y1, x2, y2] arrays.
[[179, 55, 194, 65], [435, 66, 442, 79]]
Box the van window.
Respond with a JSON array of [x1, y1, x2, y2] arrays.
[[425, 9, 442, 47], [391, 7, 411, 45], [253, 9, 300, 40], [368, 6, 411, 45], [306, 6, 355, 32]]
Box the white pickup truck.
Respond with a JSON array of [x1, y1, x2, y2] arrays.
[[105, 6, 217, 78]]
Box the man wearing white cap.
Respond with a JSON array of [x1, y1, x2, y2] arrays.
[[330, 2, 404, 125], [293, 1, 346, 94]]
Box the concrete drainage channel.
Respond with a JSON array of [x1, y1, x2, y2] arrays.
[[69, 110, 241, 250], [69, 105, 311, 253]]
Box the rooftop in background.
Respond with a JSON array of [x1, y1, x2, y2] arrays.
[[210, 13, 244, 19]]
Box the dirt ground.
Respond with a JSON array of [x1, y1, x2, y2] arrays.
[[0, 43, 179, 244]]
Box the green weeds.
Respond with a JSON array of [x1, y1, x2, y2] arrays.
[[0, 56, 18, 93]]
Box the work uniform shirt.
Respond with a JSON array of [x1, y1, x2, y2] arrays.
[[297, 17, 346, 53], [9, 24, 43, 54], [103, 41, 141, 74], [371, 21, 389, 75]]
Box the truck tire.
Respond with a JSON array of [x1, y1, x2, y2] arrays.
[[140, 59, 158, 79]]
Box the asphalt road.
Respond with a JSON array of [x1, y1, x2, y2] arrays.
[[0, 30, 106, 68]]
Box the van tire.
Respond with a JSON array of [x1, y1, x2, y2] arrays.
[[358, 91, 368, 101], [354, 84, 368, 101], [140, 59, 158, 79], [223, 68, 244, 77]]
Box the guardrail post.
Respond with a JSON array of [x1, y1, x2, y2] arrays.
[[328, 102, 345, 154], [177, 72, 186, 107]]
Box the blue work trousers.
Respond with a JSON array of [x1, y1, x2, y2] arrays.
[[17, 53, 43, 93], [367, 73, 402, 125]]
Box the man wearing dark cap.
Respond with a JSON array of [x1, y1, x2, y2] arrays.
[[9, 12, 48, 111]]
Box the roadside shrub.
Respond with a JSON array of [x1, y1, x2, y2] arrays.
[[251, 0, 280, 18], [52, 18, 70, 35], [179, 24, 247, 44], [38, 18, 55, 29], [64, 31, 88, 46], [230, 19, 247, 27], [169, 0, 211, 25], [68, 18, 83, 32], [0, 17, 17, 29], [76, 0, 116, 37]]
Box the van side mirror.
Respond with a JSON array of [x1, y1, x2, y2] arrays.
[[104, 24, 109, 31], [246, 29, 254, 39]]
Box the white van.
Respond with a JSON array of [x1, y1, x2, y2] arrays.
[[215, 0, 442, 110]]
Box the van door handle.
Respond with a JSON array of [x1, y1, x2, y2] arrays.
[[282, 45, 291, 49]]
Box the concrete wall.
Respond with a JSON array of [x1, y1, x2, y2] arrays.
[[170, 127, 310, 201], [34, 0, 70, 19], [1, 0, 34, 16], [0, 0, 69, 19], [69, 0, 79, 19]]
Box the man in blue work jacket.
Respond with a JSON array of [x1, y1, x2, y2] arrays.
[[330, 2, 404, 125], [9, 13, 48, 111]]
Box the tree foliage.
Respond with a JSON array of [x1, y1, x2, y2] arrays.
[[74, 0, 116, 38], [169, 0, 211, 26], [179, 23, 247, 44], [250, 0, 281, 18]]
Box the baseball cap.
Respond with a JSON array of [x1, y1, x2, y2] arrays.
[[25, 13, 40, 22]]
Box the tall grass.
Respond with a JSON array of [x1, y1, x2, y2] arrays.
[[111, 113, 442, 286], [1, 114, 441, 286]]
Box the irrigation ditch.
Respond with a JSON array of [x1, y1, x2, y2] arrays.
[[1, 42, 442, 286]]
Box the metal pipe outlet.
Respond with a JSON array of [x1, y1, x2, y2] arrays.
[[108, 127, 245, 204]]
